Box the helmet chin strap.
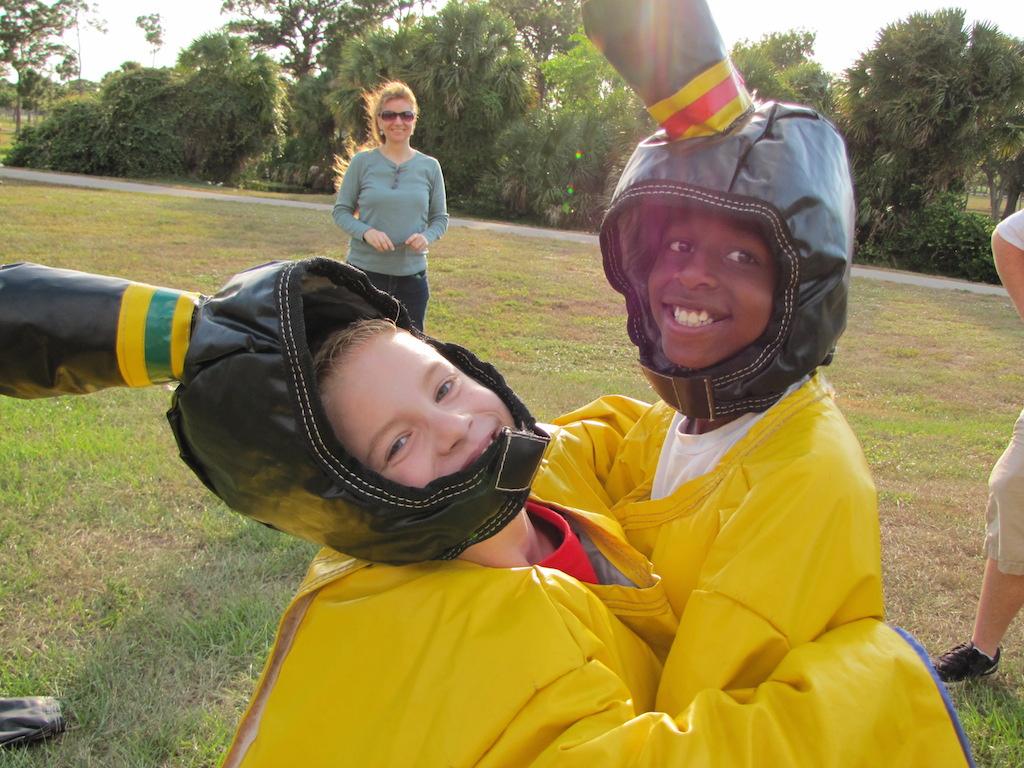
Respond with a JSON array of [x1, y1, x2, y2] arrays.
[[641, 366, 715, 419], [491, 427, 549, 493]]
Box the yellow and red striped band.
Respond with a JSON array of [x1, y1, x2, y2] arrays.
[[117, 283, 198, 387], [648, 58, 753, 140]]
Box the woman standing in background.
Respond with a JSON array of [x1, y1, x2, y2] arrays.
[[332, 81, 449, 332]]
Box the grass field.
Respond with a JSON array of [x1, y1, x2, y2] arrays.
[[1, 177, 1023, 766]]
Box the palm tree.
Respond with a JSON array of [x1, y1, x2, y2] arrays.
[[840, 10, 1024, 242], [326, 24, 420, 148], [489, 109, 619, 229], [484, 32, 649, 228], [329, 2, 533, 200], [489, 0, 580, 101], [978, 106, 1024, 219], [406, 1, 533, 198], [731, 31, 837, 117]]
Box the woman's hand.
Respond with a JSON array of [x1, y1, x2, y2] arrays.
[[363, 228, 395, 251], [405, 233, 428, 252]]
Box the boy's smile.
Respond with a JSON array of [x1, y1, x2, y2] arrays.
[[647, 210, 779, 371], [324, 331, 515, 488]]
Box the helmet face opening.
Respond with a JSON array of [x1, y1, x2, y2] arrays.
[[612, 193, 796, 376], [601, 104, 855, 418], [168, 258, 549, 565]]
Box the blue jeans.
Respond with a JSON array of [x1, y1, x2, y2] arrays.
[[360, 269, 430, 333]]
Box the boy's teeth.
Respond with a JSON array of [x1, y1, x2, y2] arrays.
[[673, 307, 712, 327]]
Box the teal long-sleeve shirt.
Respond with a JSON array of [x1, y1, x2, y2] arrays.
[[332, 148, 449, 276]]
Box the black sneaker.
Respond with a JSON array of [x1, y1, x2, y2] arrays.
[[932, 641, 1000, 683]]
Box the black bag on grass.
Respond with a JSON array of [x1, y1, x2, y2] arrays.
[[0, 697, 66, 747]]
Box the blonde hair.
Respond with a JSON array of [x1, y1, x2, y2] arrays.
[[314, 318, 402, 440], [314, 318, 399, 388], [365, 80, 418, 147]]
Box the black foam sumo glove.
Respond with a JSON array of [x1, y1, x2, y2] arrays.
[[0, 696, 66, 747]]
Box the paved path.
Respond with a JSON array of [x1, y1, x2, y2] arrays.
[[1, 166, 1007, 297]]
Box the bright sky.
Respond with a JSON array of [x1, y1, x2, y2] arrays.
[[56, 0, 1024, 82]]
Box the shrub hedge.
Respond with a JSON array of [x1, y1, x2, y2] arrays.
[[856, 195, 998, 284]]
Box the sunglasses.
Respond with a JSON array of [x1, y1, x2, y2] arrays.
[[380, 110, 417, 123]]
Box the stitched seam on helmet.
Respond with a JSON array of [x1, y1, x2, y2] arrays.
[[610, 185, 799, 389], [711, 392, 783, 417], [278, 262, 488, 509]]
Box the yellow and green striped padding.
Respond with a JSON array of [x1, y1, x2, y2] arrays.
[[116, 284, 198, 387]]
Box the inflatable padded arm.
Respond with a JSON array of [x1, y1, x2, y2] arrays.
[[0, 263, 198, 398]]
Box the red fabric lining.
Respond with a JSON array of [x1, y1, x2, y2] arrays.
[[527, 502, 599, 584]]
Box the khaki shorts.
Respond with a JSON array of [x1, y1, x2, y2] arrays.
[[986, 408, 1024, 575]]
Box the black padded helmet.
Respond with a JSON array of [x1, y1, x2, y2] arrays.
[[167, 258, 549, 564], [585, 0, 854, 419]]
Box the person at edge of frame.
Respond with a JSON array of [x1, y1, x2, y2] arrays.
[[932, 207, 1024, 683]]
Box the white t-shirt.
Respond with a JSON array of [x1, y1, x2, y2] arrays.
[[996, 209, 1024, 251], [651, 378, 806, 500]]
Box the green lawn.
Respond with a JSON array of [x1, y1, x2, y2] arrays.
[[1, 178, 1022, 766]]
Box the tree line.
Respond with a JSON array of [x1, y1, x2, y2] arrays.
[[3, 0, 1023, 283]]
